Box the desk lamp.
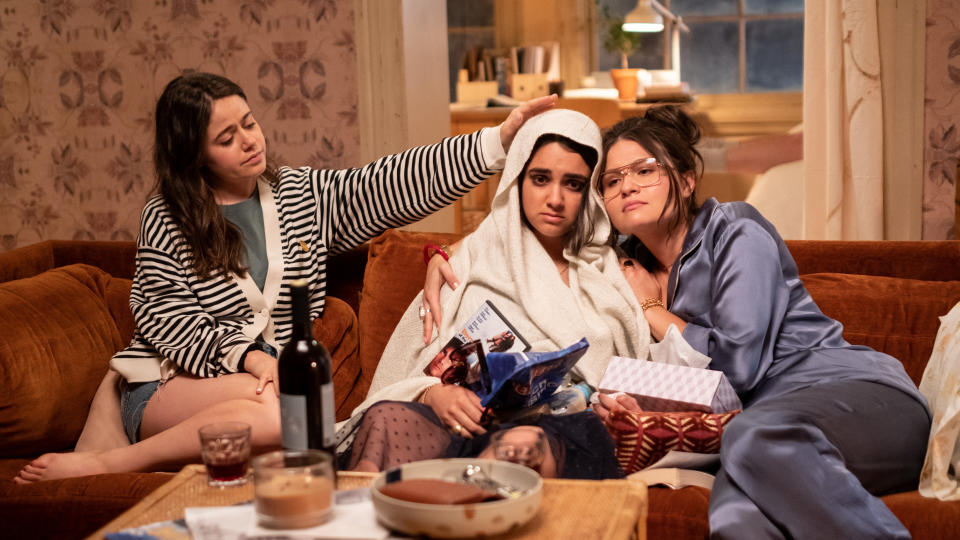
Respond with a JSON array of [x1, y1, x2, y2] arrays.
[[623, 0, 689, 77]]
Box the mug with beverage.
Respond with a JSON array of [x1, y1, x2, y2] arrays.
[[253, 449, 335, 529]]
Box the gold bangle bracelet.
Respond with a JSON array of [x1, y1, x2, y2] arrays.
[[417, 384, 436, 404], [640, 298, 665, 312]]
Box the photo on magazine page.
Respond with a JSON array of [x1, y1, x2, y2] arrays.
[[423, 300, 531, 390]]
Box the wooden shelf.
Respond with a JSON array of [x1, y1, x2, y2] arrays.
[[449, 92, 802, 233], [451, 92, 801, 139]]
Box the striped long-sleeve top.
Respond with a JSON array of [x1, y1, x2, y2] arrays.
[[110, 128, 504, 383]]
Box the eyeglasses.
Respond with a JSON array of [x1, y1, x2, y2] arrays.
[[598, 157, 663, 200]]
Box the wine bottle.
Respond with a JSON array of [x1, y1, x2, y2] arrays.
[[278, 279, 335, 454]]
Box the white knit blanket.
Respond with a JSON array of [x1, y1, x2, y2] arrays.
[[350, 109, 651, 418]]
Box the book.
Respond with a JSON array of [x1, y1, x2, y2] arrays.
[[629, 466, 715, 490], [627, 451, 719, 490], [543, 41, 561, 82]]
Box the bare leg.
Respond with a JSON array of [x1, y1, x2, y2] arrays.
[[16, 373, 280, 483], [74, 370, 129, 452]]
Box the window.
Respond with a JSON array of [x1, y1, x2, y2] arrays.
[[447, 0, 496, 102], [596, 0, 803, 93]]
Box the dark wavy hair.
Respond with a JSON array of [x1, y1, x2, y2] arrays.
[[600, 105, 703, 243], [518, 133, 599, 255], [153, 72, 279, 279]]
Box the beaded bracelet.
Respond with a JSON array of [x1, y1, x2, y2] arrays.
[[422, 243, 450, 265], [640, 297, 665, 312]]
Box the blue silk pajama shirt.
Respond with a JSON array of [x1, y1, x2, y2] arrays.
[[624, 198, 931, 539]]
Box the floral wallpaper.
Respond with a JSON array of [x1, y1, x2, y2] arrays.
[[925, 0, 960, 240], [0, 0, 358, 251]]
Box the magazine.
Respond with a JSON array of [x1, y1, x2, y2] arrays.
[[479, 338, 589, 410], [423, 300, 530, 391], [423, 301, 587, 412]]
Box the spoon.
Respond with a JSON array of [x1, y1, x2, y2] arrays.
[[460, 463, 525, 499]]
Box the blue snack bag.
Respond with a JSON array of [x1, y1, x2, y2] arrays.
[[478, 338, 589, 410]]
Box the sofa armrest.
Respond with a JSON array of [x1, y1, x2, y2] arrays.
[[0, 241, 56, 283], [50, 241, 137, 280], [0, 241, 138, 283]]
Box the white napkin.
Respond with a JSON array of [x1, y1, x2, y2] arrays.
[[184, 489, 389, 540]]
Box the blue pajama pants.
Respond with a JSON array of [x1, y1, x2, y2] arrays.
[[709, 380, 930, 539]]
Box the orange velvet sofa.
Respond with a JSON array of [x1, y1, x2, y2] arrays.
[[1, 234, 959, 539]]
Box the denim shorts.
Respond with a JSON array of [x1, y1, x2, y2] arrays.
[[119, 380, 160, 443]]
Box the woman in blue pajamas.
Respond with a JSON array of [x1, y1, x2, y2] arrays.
[[593, 106, 930, 538]]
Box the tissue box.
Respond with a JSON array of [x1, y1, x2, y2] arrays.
[[598, 356, 742, 413]]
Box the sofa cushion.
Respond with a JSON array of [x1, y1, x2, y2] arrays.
[[801, 273, 960, 386], [350, 230, 461, 415], [315, 296, 361, 422], [0, 459, 171, 540], [0, 264, 124, 457]]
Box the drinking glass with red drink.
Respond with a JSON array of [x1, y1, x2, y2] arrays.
[[198, 421, 252, 487]]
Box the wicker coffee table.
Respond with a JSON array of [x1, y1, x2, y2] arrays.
[[88, 464, 647, 539]]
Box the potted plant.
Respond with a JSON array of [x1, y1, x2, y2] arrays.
[[600, 4, 643, 100]]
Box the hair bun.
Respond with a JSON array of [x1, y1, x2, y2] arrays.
[[644, 105, 701, 148]]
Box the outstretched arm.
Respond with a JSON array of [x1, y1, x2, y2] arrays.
[[311, 95, 557, 256]]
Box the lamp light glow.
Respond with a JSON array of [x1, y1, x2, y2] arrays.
[[623, 0, 664, 33], [619, 0, 690, 74], [623, 22, 665, 32]]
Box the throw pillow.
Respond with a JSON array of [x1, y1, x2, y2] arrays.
[[355, 229, 462, 402], [0, 264, 123, 456], [607, 409, 739, 475]]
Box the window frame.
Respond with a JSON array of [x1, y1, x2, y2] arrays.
[[598, 0, 804, 93]]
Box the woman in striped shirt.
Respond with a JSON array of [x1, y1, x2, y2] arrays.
[[16, 72, 553, 482]]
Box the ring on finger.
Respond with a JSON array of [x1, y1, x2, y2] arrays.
[[454, 424, 463, 434], [418, 306, 426, 319]]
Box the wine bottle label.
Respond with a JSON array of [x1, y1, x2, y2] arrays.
[[321, 383, 335, 448], [280, 393, 308, 450]]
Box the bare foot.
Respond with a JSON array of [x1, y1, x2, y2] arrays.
[[14, 451, 109, 484]]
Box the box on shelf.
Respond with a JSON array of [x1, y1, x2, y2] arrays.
[[510, 73, 548, 102], [457, 81, 499, 106]]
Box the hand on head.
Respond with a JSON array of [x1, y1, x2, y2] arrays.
[[499, 94, 559, 152]]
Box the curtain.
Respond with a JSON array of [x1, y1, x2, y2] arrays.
[[803, 0, 885, 240]]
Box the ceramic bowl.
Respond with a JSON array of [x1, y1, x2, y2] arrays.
[[371, 458, 542, 538]]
